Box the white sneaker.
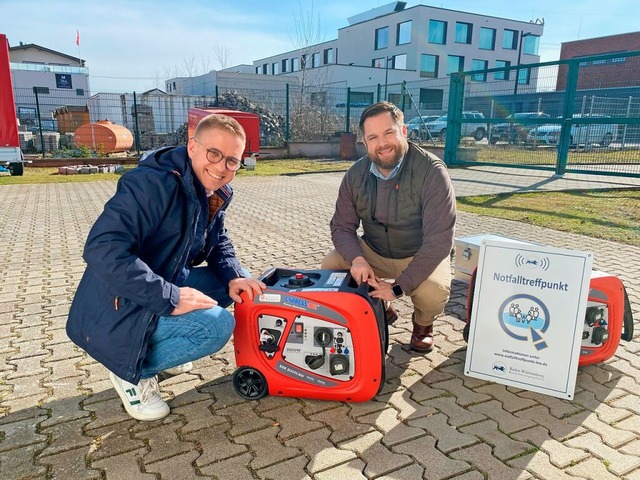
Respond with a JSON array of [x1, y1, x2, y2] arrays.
[[162, 362, 194, 376], [109, 372, 170, 421]]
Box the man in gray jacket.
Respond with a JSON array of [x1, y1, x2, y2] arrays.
[[322, 101, 456, 352]]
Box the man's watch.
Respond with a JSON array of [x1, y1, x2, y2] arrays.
[[391, 283, 404, 298]]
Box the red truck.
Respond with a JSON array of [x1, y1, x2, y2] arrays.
[[0, 33, 25, 176]]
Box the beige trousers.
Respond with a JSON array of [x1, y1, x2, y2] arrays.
[[321, 239, 451, 327]]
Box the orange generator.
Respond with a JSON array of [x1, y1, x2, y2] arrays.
[[232, 268, 388, 402], [465, 268, 634, 367], [188, 107, 260, 160]]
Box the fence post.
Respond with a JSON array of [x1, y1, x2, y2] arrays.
[[346, 88, 351, 134], [556, 58, 580, 175], [376, 84, 381, 103], [621, 96, 632, 148], [444, 73, 465, 166], [133, 91, 141, 155], [32, 87, 45, 158], [401, 82, 406, 113], [215, 85, 219, 106], [285, 83, 290, 143]]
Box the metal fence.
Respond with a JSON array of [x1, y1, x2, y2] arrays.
[[443, 50, 640, 177], [12, 51, 640, 178]]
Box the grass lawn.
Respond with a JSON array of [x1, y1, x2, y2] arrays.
[[2, 161, 638, 246], [0, 159, 355, 185], [457, 189, 640, 246]]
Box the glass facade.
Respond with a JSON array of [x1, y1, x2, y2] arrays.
[[420, 54, 438, 78], [479, 27, 496, 50], [429, 20, 447, 44], [375, 26, 389, 49], [397, 21, 412, 45]]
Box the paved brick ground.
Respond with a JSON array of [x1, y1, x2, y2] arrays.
[[0, 167, 638, 479]]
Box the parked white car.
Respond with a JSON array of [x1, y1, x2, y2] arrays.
[[527, 114, 618, 147], [424, 111, 488, 141]]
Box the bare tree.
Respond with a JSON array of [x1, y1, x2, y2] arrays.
[[289, 1, 341, 141], [212, 43, 232, 70], [180, 55, 198, 78]]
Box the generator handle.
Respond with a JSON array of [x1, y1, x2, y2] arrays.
[[621, 285, 634, 342], [356, 281, 372, 296]]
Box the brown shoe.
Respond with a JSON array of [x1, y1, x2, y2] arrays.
[[385, 303, 399, 325], [410, 323, 434, 352]]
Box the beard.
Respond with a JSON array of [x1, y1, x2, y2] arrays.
[[369, 141, 408, 171]]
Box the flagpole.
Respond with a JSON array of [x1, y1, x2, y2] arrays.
[[76, 29, 81, 67]]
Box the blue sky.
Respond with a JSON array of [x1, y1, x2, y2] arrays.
[[1, 0, 638, 92]]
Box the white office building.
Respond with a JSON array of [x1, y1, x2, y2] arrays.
[[251, 2, 544, 112]]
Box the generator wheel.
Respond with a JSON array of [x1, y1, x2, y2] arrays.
[[233, 367, 268, 400], [462, 323, 470, 343]]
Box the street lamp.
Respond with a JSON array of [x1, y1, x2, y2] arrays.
[[384, 56, 393, 100], [512, 31, 532, 112], [510, 31, 532, 141]]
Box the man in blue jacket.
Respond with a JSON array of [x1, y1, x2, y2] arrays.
[[67, 114, 265, 421]]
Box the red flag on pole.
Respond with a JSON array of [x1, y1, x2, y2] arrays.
[[76, 30, 80, 46]]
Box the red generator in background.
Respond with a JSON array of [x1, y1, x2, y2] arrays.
[[465, 268, 634, 367], [232, 268, 388, 402], [188, 107, 260, 160]]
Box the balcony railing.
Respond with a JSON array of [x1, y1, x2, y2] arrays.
[[10, 62, 89, 75]]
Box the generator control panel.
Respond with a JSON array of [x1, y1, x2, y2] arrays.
[[582, 301, 609, 348], [257, 313, 355, 381]]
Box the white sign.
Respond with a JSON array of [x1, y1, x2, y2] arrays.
[[464, 239, 593, 400]]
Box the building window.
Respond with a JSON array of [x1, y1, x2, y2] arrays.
[[324, 48, 334, 64], [522, 35, 540, 55], [420, 88, 444, 110], [349, 91, 374, 105], [301, 55, 307, 69], [397, 20, 412, 45], [281, 58, 288, 73], [420, 54, 438, 78], [446, 55, 464, 75], [518, 67, 531, 85], [455, 22, 472, 44], [393, 54, 407, 69], [372, 57, 387, 68], [312, 52, 320, 68], [76, 88, 84, 96], [291, 57, 299, 71], [503, 29, 518, 50], [255, 66, 260, 74], [479, 27, 496, 50], [375, 26, 389, 50], [272, 62, 279, 75], [494, 60, 510, 80], [388, 93, 410, 106], [429, 20, 447, 45], [471, 59, 488, 81], [262, 63, 268, 74]]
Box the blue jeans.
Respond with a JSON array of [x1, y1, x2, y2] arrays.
[[139, 266, 241, 379]]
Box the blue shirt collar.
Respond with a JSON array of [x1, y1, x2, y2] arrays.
[[369, 156, 404, 180]]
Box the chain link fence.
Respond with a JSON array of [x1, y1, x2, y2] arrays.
[[11, 51, 640, 177]]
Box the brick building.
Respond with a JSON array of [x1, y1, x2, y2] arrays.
[[556, 31, 640, 91]]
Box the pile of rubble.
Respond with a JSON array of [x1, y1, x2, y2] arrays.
[[57, 164, 125, 175], [201, 91, 286, 146]]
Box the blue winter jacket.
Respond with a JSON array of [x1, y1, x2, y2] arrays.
[[66, 146, 244, 383]]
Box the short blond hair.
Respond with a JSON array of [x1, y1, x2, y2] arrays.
[[194, 113, 246, 143]]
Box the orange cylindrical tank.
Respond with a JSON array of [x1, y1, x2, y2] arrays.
[[74, 120, 134, 153]]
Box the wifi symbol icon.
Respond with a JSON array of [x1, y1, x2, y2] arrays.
[[515, 255, 550, 270]]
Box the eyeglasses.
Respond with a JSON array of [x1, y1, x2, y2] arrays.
[[193, 139, 242, 171]]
